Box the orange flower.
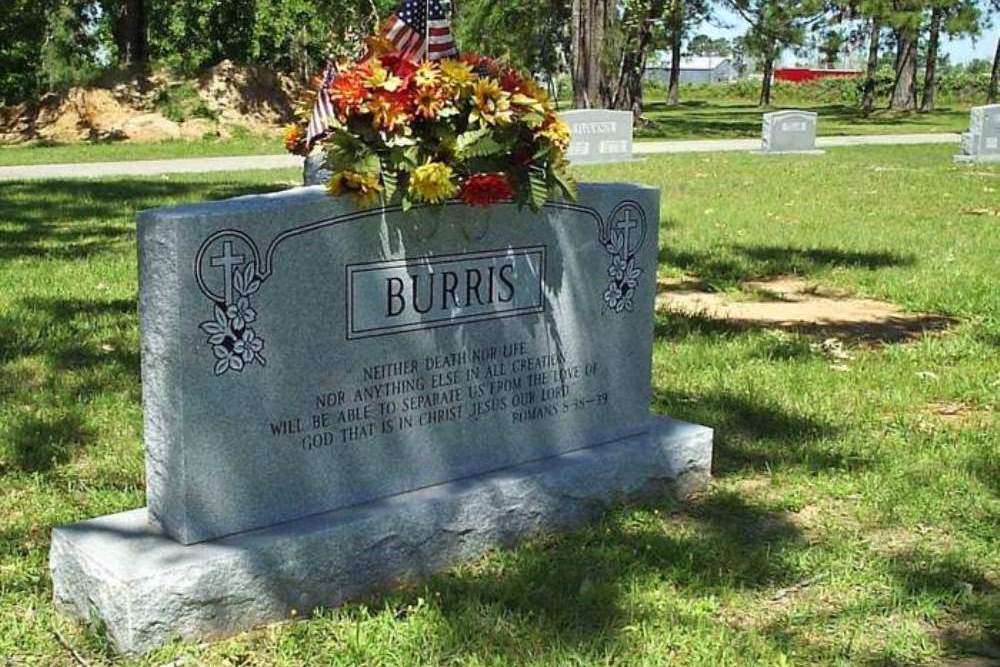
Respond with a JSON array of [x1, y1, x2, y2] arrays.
[[538, 114, 571, 151], [330, 71, 368, 118], [369, 90, 412, 131], [414, 87, 445, 120], [283, 123, 307, 155]]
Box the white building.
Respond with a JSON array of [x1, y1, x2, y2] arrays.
[[644, 55, 737, 84]]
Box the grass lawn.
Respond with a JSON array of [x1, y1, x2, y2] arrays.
[[0, 134, 284, 167], [1, 145, 998, 665], [636, 99, 971, 141]]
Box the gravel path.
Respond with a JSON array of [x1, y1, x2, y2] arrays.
[[0, 133, 961, 181]]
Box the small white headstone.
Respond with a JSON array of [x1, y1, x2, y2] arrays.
[[955, 105, 1000, 164], [561, 110, 635, 164], [760, 110, 823, 154]]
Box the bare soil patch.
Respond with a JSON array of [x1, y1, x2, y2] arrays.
[[657, 276, 954, 344]]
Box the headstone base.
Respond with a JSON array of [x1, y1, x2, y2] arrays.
[[752, 149, 826, 156], [953, 153, 1000, 164], [51, 416, 712, 655]]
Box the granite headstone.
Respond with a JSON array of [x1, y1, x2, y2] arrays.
[[561, 109, 635, 164], [954, 104, 1000, 164], [760, 110, 823, 154], [50, 184, 714, 653]]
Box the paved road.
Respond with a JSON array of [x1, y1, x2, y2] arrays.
[[0, 133, 961, 181]]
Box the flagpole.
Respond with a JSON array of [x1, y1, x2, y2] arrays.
[[424, 0, 431, 61]]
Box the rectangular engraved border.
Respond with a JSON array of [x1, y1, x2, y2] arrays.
[[345, 246, 546, 340]]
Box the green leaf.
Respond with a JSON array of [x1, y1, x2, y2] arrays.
[[553, 167, 578, 202], [381, 160, 398, 202], [528, 167, 548, 212], [455, 127, 492, 155], [401, 194, 413, 213]]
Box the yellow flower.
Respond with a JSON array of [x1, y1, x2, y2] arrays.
[[538, 114, 571, 152], [440, 59, 475, 87], [363, 60, 403, 92], [470, 78, 513, 126], [414, 61, 440, 88], [409, 162, 457, 204], [327, 171, 383, 207]]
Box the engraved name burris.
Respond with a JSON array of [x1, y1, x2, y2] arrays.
[[193, 201, 647, 375]]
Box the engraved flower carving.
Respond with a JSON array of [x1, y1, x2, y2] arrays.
[[199, 261, 266, 376]]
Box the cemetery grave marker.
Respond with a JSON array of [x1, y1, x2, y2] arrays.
[[954, 104, 1000, 164], [561, 109, 635, 164], [759, 110, 824, 155], [50, 184, 714, 653]]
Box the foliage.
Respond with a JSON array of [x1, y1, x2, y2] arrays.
[[455, 0, 570, 82], [153, 82, 218, 123], [285, 50, 575, 211]]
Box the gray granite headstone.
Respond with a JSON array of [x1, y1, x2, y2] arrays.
[[137, 185, 664, 545], [760, 110, 823, 154], [954, 104, 1000, 164], [50, 184, 714, 653], [561, 109, 635, 164], [303, 154, 331, 185]]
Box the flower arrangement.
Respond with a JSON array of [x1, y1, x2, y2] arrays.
[[284, 49, 576, 211]]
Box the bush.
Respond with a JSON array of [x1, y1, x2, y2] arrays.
[[153, 82, 218, 123]]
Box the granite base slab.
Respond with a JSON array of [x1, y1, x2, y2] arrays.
[[953, 153, 1000, 164], [50, 416, 712, 655], [752, 149, 826, 156]]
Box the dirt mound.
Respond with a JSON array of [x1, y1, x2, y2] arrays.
[[0, 61, 303, 144], [657, 276, 955, 344]]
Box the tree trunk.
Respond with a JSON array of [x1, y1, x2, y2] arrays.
[[861, 18, 880, 115], [759, 52, 774, 107], [610, 0, 664, 113], [920, 7, 942, 112], [890, 31, 918, 111], [571, 0, 614, 108], [666, 0, 683, 106], [112, 0, 149, 67], [989, 36, 999, 104]]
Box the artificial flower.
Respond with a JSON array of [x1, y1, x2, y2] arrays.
[[283, 123, 307, 155], [470, 78, 513, 126], [330, 71, 368, 117], [538, 114, 571, 151], [369, 90, 412, 131], [327, 170, 383, 207], [460, 173, 514, 207], [409, 161, 457, 203], [414, 87, 445, 120], [439, 59, 475, 88], [413, 61, 440, 88]]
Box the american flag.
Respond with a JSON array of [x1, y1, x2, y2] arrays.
[[383, 0, 458, 61], [306, 61, 336, 147]]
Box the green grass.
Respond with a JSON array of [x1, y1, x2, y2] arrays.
[[0, 134, 284, 166], [1, 146, 998, 665], [636, 99, 971, 141]]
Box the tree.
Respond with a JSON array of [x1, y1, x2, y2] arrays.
[[991, 36, 999, 103], [727, 0, 824, 106], [818, 29, 846, 68], [659, 0, 711, 106], [687, 34, 733, 56], [108, 0, 149, 66], [570, 0, 616, 107], [607, 0, 667, 113], [921, 0, 980, 112], [456, 0, 570, 83]]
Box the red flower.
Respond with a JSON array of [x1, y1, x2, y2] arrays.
[[380, 54, 419, 81], [499, 69, 525, 93], [330, 71, 368, 117], [460, 173, 514, 207]]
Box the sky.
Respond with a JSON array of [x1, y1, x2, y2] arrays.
[[696, 5, 998, 66]]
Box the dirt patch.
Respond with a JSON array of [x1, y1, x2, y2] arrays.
[[657, 276, 954, 344], [0, 61, 302, 144]]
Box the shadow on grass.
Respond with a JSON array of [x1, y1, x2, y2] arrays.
[[0, 179, 288, 260], [339, 488, 809, 663], [660, 244, 916, 287], [1, 411, 95, 473]]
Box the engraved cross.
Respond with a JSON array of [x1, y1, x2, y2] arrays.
[[210, 241, 245, 306], [614, 208, 638, 254]]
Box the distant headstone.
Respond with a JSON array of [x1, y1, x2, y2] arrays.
[[303, 154, 331, 185], [561, 109, 635, 164], [760, 110, 823, 154], [954, 104, 1000, 164], [50, 184, 713, 653]]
